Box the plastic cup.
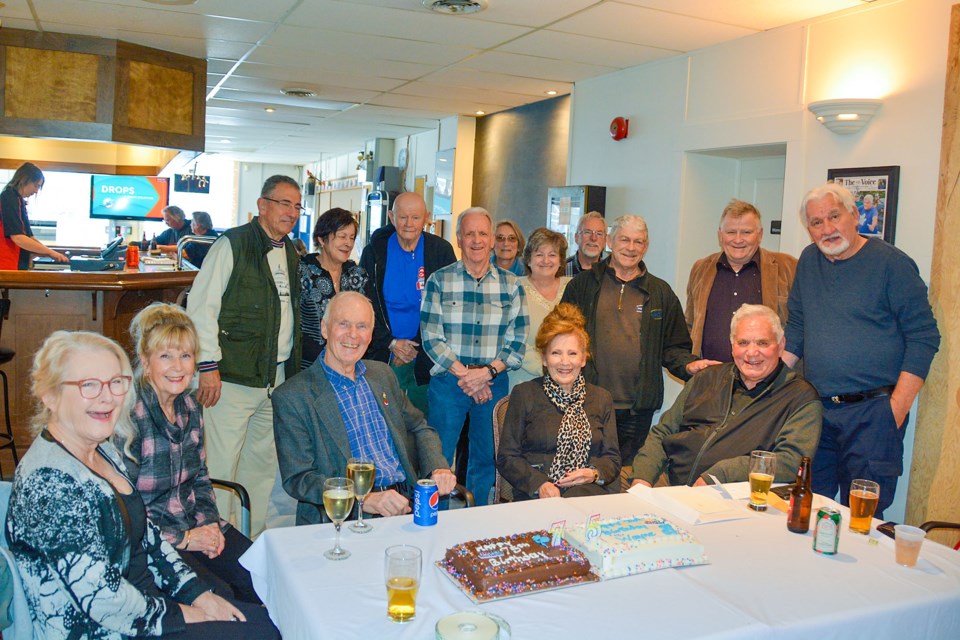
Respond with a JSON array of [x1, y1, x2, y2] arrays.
[[893, 524, 926, 567]]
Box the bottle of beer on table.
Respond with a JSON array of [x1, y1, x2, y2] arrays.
[[787, 456, 813, 534], [150, 233, 159, 255]]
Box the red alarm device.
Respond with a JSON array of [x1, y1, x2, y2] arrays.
[[610, 116, 629, 141]]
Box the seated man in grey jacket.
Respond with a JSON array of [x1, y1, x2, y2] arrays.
[[273, 291, 456, 525], [630, 304, 822, 488]]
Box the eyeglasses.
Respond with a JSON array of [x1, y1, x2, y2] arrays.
[[495, 235, 518, 243], [61, 376, 132, 399], [580, 230, 606, 239], [262, 197, 305, 214]]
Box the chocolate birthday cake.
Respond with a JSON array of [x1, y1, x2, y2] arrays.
[[441, 530, 594, 600], [563, 514, 708, 580]]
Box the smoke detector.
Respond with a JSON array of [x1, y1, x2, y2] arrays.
[[422, 0, 488, 15], [282, 87, 317, 98]]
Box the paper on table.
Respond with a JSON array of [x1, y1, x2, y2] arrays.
[[627, 483, 751, 525]]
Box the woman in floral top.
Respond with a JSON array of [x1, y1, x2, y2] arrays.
[[299, 207, 368, 368], [122, 303, 260, 604]]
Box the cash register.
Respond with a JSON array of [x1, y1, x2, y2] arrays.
[[68, 236, 126, 272]]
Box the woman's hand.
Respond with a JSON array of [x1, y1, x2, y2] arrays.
[[180, 603, 214, 624], [181, 524, 225, 558], [555, 468, 598, 488], [191, 591, 246, 622], [538, 482, 561, 499]]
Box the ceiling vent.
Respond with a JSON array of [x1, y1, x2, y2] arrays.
[[422, 0, 488, 15], [282, 87, 317, 98]]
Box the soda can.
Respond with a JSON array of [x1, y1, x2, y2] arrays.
[[413, 479, 438, 527], [813, 507, 841, 555]]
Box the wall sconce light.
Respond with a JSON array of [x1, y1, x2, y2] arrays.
[[807, 98, 882, 135]]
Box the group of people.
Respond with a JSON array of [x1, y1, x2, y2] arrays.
[[3, 172, 940, 637]]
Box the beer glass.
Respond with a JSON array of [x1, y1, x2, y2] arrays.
[[748, 450, 777, 511], [347, 458, 376, 534], [384, 545, 421, 623], [849, 478, 880, 534], [323, 477, 355, 561]]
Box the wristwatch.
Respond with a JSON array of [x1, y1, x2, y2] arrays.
[[587, 465, 602, 485], [486, 364, 499, 380]]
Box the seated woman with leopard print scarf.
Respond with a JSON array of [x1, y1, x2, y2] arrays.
[[496, 303, 621, 499]]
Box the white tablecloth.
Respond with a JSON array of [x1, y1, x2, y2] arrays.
[[240, 488, 960, 639]]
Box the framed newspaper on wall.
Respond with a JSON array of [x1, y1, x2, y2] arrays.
[[827, 165, 900, 245]]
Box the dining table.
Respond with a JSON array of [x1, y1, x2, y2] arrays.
[[240, 485, 960, 639]]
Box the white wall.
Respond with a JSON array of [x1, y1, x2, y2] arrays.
[[568, 0, 952, 521]]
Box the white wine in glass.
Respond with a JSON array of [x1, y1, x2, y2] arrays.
[[323, 477, 355, 561], [347, 458, 376, 534]]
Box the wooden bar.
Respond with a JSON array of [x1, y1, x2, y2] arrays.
[[0, 269, 196, 476]]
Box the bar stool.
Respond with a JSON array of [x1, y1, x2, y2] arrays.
[[0, 299, 19, 478]]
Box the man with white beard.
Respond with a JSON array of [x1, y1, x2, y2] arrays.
[[782, 183, 939, 518]]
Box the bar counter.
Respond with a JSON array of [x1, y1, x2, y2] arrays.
[[0, 267, 197, 475]]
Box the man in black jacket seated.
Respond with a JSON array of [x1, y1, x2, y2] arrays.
[[359, 192, 456, 415], [630, 304, 822, 487]]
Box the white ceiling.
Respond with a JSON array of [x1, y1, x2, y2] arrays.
[[1, 0, 867, 164]]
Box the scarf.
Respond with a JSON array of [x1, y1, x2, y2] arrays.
[[544, 373, 592, 482]]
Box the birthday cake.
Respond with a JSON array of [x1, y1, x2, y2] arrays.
[[563, 514, 708, 579], [440, 530, 595, 600]]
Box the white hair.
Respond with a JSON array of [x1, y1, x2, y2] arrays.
[[729, 304, 783, 343]]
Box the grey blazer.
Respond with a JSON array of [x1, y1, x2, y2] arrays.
[[273, 359, 449, 525]]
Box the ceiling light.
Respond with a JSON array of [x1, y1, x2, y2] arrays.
[[545, 90, 558, 96], [264, 107, 276, 113], [219, 139, 231, 144], [423, 0, 488, 15], [475, 110, 485, 116], [282, 87, 317, 98], [141, 0, 198, 5], [807, 99, 882, 134]]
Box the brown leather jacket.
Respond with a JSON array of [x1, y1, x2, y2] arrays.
[[685, 248, 797, 356]]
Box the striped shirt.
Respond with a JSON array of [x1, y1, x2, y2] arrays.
[[318, 354, 405, 486], [420, 261, 528, 376]]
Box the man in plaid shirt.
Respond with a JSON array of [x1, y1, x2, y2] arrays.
[[421, 207, 528, 505]]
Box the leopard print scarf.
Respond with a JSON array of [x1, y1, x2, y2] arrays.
[[544, 373, 591, 482]]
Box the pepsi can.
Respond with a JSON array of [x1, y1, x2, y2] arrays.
[[413, 479, 438, 526]]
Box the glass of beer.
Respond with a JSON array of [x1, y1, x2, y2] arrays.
[[384, 545, 421, 623], [748, 450, 777, 511], [849, 478, 880, 534], [323, 477, 355, 561], [347, 458, 376, 534]]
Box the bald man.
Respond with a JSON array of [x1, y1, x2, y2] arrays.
[[359, 192, 455, 415]]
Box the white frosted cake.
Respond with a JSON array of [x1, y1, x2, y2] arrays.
[[563, 514, 708, 579]]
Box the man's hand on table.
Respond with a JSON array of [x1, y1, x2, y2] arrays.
[[363, 490, 411, 516], [630, 479, 652, 488]]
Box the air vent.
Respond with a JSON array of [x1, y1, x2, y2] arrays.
[[282, 87, 317, 98], [422, 0, 488, 15]]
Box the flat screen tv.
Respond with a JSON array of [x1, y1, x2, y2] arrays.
[[89, 175, 170, 221]]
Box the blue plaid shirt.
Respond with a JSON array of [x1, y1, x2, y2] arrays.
[[318, 354, 405, 487], [420, 261, 528, 376]]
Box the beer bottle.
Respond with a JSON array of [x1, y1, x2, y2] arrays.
[[150, 234, 159, 255], [787, 456, 813, 533]]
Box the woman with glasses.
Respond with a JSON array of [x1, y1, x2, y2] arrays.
[[509, 228, 572, 390], [491, 219, 526, 276], [120, 303, 259, 604], [5, 330, 278, 639], [299, 207, 368, 368]]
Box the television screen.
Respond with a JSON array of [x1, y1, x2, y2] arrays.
[[90, 175, 170, 221]]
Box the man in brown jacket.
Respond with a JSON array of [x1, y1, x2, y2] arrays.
[[685, 199, 797, 362]]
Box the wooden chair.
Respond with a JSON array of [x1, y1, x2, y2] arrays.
[[491, 396, 515, 503]]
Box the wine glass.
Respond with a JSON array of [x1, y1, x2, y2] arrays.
[[323, 477, 355, 561], [347, 458, 376, 534]]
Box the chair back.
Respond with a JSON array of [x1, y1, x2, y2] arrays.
[[0, 481, 35, 639], [491, 396, 514, 503]]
